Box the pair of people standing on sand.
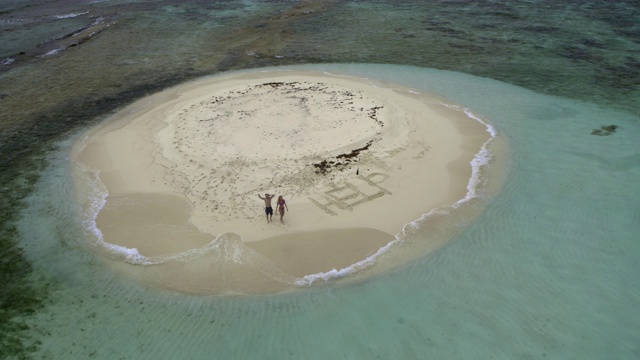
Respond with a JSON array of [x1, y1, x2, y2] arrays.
[[258, 193, 288, 224]]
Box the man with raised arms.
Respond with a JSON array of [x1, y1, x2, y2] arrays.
[[258, 193, 275, 223]]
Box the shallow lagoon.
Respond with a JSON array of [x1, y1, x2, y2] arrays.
[[1, 1, 639, 359], [13, 63, 639, 359]]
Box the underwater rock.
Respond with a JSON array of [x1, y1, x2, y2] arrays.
[[591, 124, 618, 136]]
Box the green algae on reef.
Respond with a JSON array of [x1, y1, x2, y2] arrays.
[[0, 163, 49, 359], [0, 72, 208, 358]]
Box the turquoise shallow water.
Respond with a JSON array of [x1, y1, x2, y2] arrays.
[[1, 0, 639, 359], [15, 63, 640, 359]]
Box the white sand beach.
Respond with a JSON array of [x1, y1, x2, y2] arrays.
[[72, 69, 492, 294]]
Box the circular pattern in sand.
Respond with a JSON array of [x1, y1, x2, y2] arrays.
[[166, 81, 386, 160], [152, 76, 423, 232]]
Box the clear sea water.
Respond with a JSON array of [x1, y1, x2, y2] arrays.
[[1, 1, 638, 359]]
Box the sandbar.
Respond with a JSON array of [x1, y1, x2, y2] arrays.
[[72, 69, 493, 294]]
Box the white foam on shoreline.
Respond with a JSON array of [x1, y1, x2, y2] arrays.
[[292, 106, 497, 286], [295, 235, 402, 285], [76, 160, 150, 264], [454, 105, 497, 206]]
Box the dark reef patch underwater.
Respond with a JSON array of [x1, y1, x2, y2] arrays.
[[590, 124, 619, 136]]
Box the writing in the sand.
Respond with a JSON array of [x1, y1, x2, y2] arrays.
[[309, 173, 392, 215]]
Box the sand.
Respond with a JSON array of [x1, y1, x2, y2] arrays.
[[72, 69, 492, 294]]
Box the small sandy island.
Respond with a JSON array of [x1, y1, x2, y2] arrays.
[[72, 69, 494, 294]]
